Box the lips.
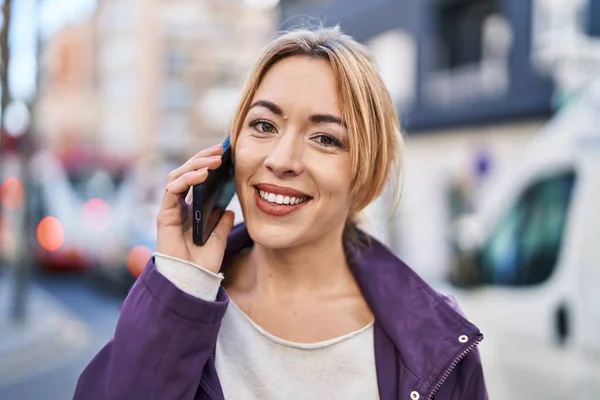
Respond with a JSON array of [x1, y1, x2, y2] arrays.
[[253, 183, 312, 217], [255, 183, 310, 198]]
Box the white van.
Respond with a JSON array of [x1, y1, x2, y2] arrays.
[[443, 81, 600, 399]]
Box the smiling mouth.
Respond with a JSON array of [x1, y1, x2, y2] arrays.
[[257, 189, 311, 206]]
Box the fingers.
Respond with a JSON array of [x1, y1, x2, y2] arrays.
[[189, 143, 223, 161], [167, 155, 222, 184], [160, 143, 225, 212], [160, 168, 209, 211], [166, 168, 209, 196], [211, 210, 235, 244]]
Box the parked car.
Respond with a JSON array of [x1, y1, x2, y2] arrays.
[[444, 81, 600, 399], [30, 148, 131, 272]]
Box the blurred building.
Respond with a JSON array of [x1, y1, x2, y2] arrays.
[[35, 23, 98, 150], [36, 0, 277, 162], [94, 0, 277, 161], [280, 0, 600, 279]]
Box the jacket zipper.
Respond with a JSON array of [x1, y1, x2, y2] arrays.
[[427, 336, 482, 399]]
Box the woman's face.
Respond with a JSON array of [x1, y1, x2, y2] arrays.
[[235, 55, 353, 249]]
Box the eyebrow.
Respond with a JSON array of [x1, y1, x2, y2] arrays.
[[309, 114, 346, 128], [249, 99, 346, 128], [249, 100, 283, 116]]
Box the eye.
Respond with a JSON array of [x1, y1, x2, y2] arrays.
[[249, 119, 277, 134], [312, 134, 342, 148]]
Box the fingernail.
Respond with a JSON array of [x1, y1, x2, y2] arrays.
[[210, 143, 222, 149]]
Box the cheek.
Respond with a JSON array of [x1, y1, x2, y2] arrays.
[[234, 136, 264, 182], [311, 155, 353, 203]]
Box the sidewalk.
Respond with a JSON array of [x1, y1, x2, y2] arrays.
[[0, 269, 90, 388]]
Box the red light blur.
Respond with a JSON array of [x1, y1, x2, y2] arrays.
[[0, 177, 24, 210], [37, 217, 65, 252], [83, 198, 111, 232], [126, 246, 152, 277]]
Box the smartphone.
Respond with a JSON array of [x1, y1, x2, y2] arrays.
[[192, 136, 236, 246]]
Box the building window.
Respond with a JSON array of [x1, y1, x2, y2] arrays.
[[434, 0, 500, 69], [479, 170, 576, 286]]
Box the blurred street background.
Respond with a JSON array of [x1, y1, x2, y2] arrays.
[[1, 0, 599, 399]]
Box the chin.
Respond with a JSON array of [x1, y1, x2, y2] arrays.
[[244, 218, 306, 250]]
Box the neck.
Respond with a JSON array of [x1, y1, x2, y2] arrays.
[[248, 227, 354, 297]]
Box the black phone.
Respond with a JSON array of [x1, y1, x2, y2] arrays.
[[192, 136, 236, 246]]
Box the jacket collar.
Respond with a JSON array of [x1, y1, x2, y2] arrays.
[[222, 224, 482, 392], [344, 230, 483, 395]]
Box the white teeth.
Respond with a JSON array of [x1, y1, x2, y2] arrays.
[[259, 190, 307, 206]]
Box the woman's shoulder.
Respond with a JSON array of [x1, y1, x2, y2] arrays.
[[346, 230, 481, 337], [350, 232, 485, 395]]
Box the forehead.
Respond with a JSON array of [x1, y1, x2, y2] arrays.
[[252, 56, 341, 116]]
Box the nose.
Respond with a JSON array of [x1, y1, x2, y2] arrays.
[[264, 132, 304, 178]]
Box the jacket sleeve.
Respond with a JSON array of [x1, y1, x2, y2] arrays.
[[74, 258, 228, 400], [435, 347, 489, 400]]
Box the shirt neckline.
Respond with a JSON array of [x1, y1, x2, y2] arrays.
[[228, 299, 375, 350]]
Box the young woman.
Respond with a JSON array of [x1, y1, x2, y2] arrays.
[[75, 27, 487, 400]]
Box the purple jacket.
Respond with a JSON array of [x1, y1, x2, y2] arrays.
[[75, 224, 487, 400]]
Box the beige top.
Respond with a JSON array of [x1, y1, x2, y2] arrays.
[[154, 253, 380, 400]]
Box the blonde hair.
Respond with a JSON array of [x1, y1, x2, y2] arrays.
[[230, 26, 403, 226]]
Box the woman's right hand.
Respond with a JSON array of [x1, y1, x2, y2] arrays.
[[139, 143, 235, 277]]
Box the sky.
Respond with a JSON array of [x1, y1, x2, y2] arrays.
[[4, 0, 284, 103], [5, 0, 284, 102], [7, 0, 97, 102]]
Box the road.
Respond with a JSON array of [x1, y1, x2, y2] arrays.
[[0, 271, 125, 400]]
